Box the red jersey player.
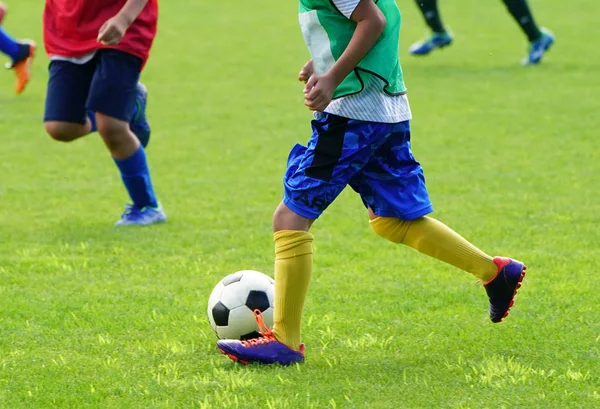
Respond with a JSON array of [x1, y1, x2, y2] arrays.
[[43, 0, 166, 226]]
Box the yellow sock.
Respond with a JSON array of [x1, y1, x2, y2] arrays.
[[370, 216, 497, 282], [272, 230, 313, 350]]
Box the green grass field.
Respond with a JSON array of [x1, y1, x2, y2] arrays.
[[1, 0, 599, 407]]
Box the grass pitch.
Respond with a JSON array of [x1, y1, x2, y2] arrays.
[[0, 0, 598, 408]]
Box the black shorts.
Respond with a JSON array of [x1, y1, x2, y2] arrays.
[[44, 49, 142, 124]]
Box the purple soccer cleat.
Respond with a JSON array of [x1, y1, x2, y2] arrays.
[[484, 257, 527, 323], [216, 310, 305, 365]]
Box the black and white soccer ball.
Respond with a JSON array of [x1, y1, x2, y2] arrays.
[[207, 270, 275, 340]]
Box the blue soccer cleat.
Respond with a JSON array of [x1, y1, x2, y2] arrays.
[[130, 83, 151, 148], [217, 310, 305, 365], [522, 28, 555, 66], [114, 204, 166, 226], [409, 32, 453, 56], [484, 257, 526, 323]]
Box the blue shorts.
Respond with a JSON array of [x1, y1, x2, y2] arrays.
[[44, 49, 142, 124], [283, 113, 433, 220]]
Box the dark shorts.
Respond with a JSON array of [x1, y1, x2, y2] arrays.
[[283, 113, 433, 220], [44, 49, 142, 124]]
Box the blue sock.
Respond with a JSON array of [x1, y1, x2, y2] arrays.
[[113, 147, 158, 208], [0, 26, 20, 61], [87, 111, 97, 133]]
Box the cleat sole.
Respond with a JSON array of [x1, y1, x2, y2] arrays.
[[217, 346, 250, 365]]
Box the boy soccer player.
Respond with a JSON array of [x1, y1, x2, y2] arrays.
[[0, 2, 35, 94], [43, 0, 165, 225], [216, 0, 526, 365], [409, 0, 554, 65]]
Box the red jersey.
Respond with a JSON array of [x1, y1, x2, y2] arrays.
[[43, 0, 158, 68]]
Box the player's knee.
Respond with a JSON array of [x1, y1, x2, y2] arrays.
[[272, 202, 312, 232], [96, 115, 127, 138], [370, 216, 411, 244], [96, 115, 131, 150], [370, 216, 392, 239], [44, 121, 79, 142]]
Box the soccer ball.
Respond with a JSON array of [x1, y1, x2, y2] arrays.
[[207, 270, 275, 340]]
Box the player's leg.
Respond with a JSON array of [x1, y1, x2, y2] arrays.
[[354, 121, 525, 323], [271, 116, 391, 353], [217, 201, 314, 365], [216, 114, 387, 365], [88, 49, 164, 226], [501, 0, 554, 65], [409, 0, 453, 56], [44, 59, 97, 142], [371, 214, 525, 322], [0, 24, 34, 94], [415, 0, 446, 34], [0, 2, 35, 93], [0, 23, 18, 58], [270, 202, 313, 348]]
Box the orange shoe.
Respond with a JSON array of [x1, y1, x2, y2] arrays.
[[7, 40, 35, 95], [0, 3, 7, 25]]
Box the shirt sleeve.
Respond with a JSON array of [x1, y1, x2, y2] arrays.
[[331, 0, 361, 19]]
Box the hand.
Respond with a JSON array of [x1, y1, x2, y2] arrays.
[[97, 14, 131, 45], [298, 60, 314, 82], [303, 73, 336, 112]]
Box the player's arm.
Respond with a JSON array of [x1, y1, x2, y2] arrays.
[[115, 0, 151, 26], [98, 0, 150, 45], [328, 0, 386, 86], [304, 0, 386, 111]]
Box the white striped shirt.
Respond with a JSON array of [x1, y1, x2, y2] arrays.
[[332, 0, 361, 18], [323, 75, 412, 123], [322, 0, 412, 123]]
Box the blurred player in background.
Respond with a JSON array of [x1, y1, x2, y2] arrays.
[[216, 0, 526, 365], [43, 0, 166, 226], [409, 0, 554, 65], [0, 2, 35, 94]]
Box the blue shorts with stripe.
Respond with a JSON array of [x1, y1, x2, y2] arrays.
[[283, 113, 433, 220]]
